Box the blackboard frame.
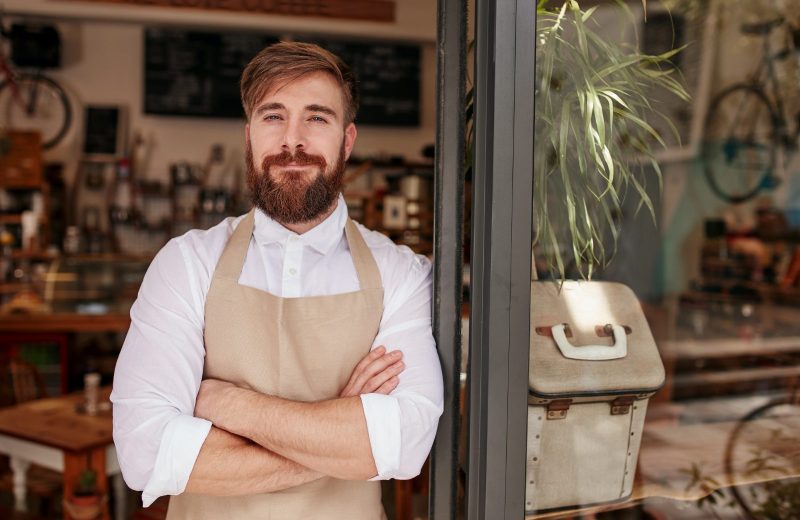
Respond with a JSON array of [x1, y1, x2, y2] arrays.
[[143, 28, 421, 127]]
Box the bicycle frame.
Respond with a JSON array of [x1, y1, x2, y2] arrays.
[[0, 53, 26, 112], [0, 19, 47, 117], [747, 26, 793, 143]]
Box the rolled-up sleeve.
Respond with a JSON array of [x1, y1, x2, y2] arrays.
[[111, 238, 211, 506], [361, 252, 443, 480]]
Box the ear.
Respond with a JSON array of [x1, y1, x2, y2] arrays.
[[343, 123, 357, 160], [245, 123, 251, 144]]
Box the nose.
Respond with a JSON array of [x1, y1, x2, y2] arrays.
[[281, 118, 306, 153]]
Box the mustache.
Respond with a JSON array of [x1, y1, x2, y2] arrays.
[[246, 142, 346, 224], [261, 150, 327, 172]]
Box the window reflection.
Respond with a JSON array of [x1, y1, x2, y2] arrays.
[[529, 0, 800, 517]]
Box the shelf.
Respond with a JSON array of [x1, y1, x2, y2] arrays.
[[0, 312, 131, 333], [664, 336, 800, 360], [0, 283, 29, 294], [0, 214, 48, 225], [61, 253, 154, 264], [10, 250, 58, 261], [673, 365, 800, 387]]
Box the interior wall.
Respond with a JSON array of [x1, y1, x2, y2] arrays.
[[7, 1, 437, 189]]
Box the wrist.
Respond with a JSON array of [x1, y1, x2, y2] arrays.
[[215, 385, 252, 432]]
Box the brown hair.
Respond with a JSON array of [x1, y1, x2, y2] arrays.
[[240, 41, 359, 125]]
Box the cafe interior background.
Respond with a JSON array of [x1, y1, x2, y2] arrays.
[[0, 0, 799, 519]]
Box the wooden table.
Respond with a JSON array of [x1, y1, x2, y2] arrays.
[[0, 387, 126, 520]]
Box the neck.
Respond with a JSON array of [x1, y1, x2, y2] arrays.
[[278, 198, 340, 235]]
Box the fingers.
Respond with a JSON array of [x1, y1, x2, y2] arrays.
[[363, 360, 405, 394], [340, 346, 385, 397], [355, 346, 387, 375], [340, 346, 405, 398], [349, 349, 403, 396], [374, 376, 400, 395]]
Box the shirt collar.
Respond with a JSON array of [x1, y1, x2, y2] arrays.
[[252, 194, 348, 255]]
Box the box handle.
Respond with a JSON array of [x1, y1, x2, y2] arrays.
[[550, 323, 628, 360]]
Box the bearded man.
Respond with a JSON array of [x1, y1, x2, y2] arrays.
[[112, 42, 443, 519]]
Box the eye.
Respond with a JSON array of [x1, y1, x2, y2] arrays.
[[309, 115, 328, 123], [263, 114, 282, 121]]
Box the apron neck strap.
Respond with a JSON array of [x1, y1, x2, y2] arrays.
[[344, 218, 382, 290], [213, 209, 382, 291], [213, 208, 256, 281]]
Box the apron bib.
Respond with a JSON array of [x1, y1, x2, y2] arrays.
[[168, 210, 386, 520]]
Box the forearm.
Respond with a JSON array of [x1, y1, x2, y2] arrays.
[[184, 426, 323, 495], [215, 389, 376, 480]]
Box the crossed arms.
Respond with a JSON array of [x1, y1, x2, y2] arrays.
[[184, 346, 405, 495]]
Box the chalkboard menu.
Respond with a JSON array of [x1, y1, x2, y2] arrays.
[[145, 29, 277, 118], [144, 29, 420, 126], [314, 39, 420, 126]]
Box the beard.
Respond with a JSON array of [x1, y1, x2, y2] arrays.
[[246, 142, 346, 224]]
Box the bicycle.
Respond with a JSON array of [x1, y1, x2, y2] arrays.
[[0, 21, 71, 150], [702, 17, 800, 204], [722, 384, 800, 518]]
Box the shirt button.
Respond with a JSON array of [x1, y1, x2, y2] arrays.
[[288, 268, 297, 276]]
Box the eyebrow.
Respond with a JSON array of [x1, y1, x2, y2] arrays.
[[306, 104, 338, 118], [255, 102, 285, 115], [254, 102, 338, 119]]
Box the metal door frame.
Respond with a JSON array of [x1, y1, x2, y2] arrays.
[[431, 0, 536, 518]]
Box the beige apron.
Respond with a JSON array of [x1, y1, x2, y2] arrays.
[[167, 209, 386, 520]]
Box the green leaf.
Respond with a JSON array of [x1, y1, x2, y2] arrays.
[[581, 6, 599, 22]]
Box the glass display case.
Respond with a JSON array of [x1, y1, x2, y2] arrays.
[[0, 254, 149, 395], [41, 254, 149, 314]]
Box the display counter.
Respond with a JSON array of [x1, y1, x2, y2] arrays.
[[0, 254, 146, 395]]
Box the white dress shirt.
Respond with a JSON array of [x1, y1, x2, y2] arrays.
[[111, 195, 443, 506]]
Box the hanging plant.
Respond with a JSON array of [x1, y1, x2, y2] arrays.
[[466, 0, 690, 280], [534, 0, 690, 279]]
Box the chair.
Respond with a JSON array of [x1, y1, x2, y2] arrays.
[[9, 358, 47, 404], [0, 358, 63, 516]]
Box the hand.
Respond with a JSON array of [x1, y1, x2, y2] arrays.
[[195, 378, 238, 425], [339, 346, 404, 398]]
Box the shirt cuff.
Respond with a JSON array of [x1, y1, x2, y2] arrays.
[[360, 393, 402, 480], [141, 415, 212, 507]]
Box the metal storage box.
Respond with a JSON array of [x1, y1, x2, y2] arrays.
[[526, 281, 665, 513]]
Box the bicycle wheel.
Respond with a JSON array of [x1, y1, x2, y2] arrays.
[[703, 85, 778, 204], [723, 395, 800, 518], [0, 73, 72, 149]]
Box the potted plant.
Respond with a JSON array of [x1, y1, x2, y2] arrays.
[[63, 469, 106, 520]]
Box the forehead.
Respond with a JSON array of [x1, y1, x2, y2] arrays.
[[257, 71, 346, 114]]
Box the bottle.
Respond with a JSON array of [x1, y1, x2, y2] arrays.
[[84, 372, 101, 415], [110, 158, 135, 224], [0, 226, 13, 282], [63, 225, 81, 255]]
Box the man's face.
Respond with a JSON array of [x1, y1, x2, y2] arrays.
[[245, 71, 357, 224]]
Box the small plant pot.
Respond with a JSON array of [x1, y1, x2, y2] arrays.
[[63, 493, 107, 520]]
